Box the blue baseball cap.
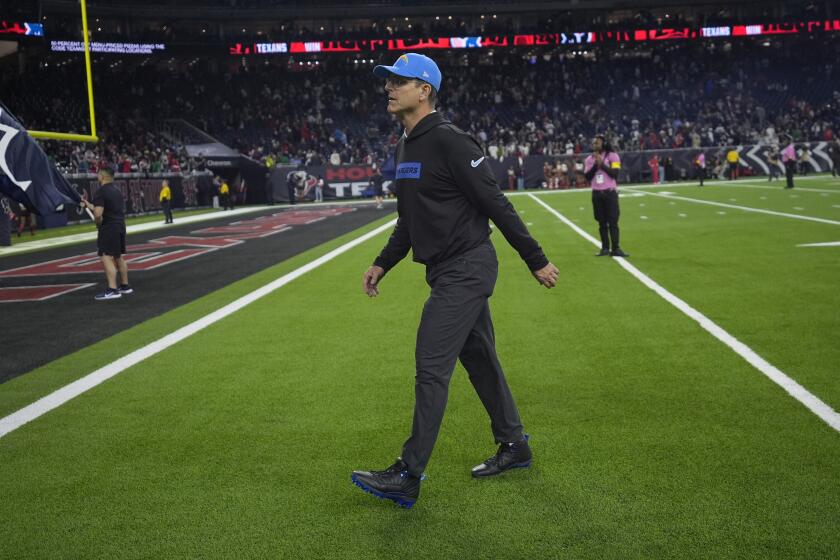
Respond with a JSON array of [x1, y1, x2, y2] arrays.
[[373, 53, 442, 92]]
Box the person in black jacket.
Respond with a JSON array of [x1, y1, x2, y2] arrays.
[[351, 53, 559, 509], [369, 168, 385, 209]]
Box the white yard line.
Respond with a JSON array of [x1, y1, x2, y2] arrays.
[[0, 218, 398, 439], [714, 182, 840, 194], [623, 189, 840, 226], [529, 193, 840, 434], [506, 174, 836, 198], [735, 175, 836, 183], [797, 241, 840, 248], [506, 181, 704, 197]]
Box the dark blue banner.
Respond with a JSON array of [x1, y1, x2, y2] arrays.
[[0, 102, 81, 215]]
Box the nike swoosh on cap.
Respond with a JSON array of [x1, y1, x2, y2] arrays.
[[470, 157, 485, 168]]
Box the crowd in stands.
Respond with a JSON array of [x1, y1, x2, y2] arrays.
[[41, 117, 199, 176], [0, 62, 198, 175], [2, 33, 839, 173]]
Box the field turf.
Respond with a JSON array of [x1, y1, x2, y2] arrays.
[[1, 175, 839, 559]]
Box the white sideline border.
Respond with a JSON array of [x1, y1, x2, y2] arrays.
[[623, 188, 840, 226], [528, 193, 840, 434], [504, 173, 839, 198], [0, 218, 398, 439]]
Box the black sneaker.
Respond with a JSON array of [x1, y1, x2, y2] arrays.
[[471, 435, 532, 478], [611, 248, 630, 258], [118, 284, 134, 295], [94, 288, 122, 301], [351, 458, 421, 509], [596, 248, 610, 257]]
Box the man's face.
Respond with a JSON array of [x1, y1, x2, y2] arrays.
[[384, 75, 425, 115], [97, 171, 109, 184], [593, 137, 604, 152]]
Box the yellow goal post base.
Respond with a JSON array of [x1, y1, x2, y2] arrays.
[[27, 0, 98, 143]]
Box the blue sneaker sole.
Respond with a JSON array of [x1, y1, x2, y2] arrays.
[[350, 474, 416, 509]]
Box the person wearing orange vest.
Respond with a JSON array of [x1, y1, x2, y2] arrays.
[[726, 149, 740, 180], [219, 179, 233, 210], [159, 179, 173, 224]]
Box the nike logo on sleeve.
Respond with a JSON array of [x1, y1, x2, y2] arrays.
[[470, 157, 485, 168]]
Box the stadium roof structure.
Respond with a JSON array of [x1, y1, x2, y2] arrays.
[[36, 0, 791, 19]]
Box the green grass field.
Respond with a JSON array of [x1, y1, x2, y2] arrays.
[[2, 175, 839, 559]]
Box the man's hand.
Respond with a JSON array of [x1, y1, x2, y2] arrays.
[[532, 262, 559, 288], [362, 265, 385, 297], [594, 153, 604, 168]]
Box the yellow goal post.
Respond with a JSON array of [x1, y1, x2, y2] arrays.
[[27, 0, 98, 143]]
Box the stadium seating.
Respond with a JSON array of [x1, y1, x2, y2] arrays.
[[2, 34, 838, 173]]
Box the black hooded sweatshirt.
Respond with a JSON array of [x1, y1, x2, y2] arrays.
[[373, 111, 548, 273]]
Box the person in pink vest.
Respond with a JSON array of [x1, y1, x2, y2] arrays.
[[585, 135, 629, 257], [781, 135, 796, 189], [648, 154, 660, 184]]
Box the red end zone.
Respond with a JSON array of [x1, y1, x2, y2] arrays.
[[0, 208, 358, 301], [0, 284, 96, 303]]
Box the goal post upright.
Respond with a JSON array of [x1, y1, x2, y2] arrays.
[[28, 0, 98, 143]]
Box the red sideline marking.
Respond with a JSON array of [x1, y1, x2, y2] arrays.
[[0, 283, 95, 303], [193, 208, 353, 236], [128, 235, 249, 251], [0, 208, 356, 279], [0, 248, 233, 277]]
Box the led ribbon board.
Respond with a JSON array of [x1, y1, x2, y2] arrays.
[[229, 19, 840, 56]]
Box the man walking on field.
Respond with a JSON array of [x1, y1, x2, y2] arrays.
[[351, 53, 559, 509], [81, 167, 133, 300]]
